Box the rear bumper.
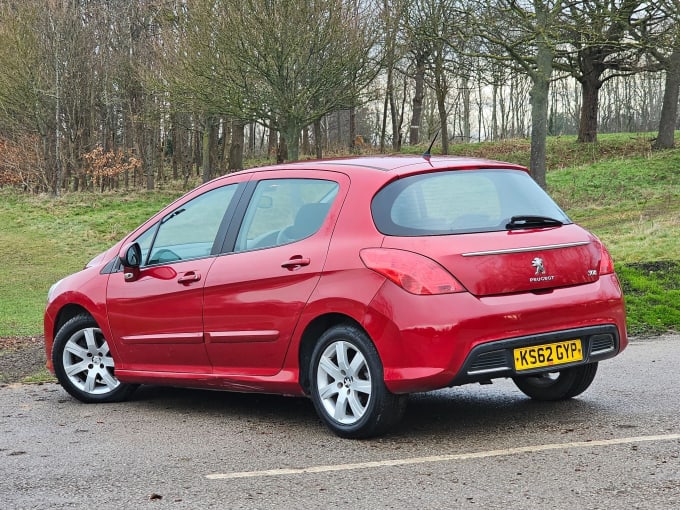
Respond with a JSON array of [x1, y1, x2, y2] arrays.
[[364, 274, 627, 393], [447, 324, 621, 386]]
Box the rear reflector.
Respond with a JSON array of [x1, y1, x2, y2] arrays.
[[360, 248, 465, 295]]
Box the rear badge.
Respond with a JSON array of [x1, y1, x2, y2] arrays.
[[532, 257, 545, 275], [530, 257, 555, 282]]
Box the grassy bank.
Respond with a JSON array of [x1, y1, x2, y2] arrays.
[[0, 188, 181, 336], [1, 132, 678, 337]]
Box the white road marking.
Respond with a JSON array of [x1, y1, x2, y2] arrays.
[[206, 433, 680, 480]]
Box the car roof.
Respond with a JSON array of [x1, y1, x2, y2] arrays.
[[233, 154, 528, 179]]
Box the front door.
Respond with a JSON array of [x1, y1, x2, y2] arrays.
[[106, 183, 240, 373]]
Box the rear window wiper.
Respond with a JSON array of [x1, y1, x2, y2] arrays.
[[505, 215, 563, 230]]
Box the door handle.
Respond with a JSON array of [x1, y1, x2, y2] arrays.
[[177, 271, 201, 283], [281, 257, 310, 270]]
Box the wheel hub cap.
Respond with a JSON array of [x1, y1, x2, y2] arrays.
[[316, 340, 372, 425], [63, 327, 120, 395]]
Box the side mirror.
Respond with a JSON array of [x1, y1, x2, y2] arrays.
[[120, 242, 142, 268], [119, 243, 142, 281]]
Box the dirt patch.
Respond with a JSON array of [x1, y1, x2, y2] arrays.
[[0, 336, 48, 384], [626, 260, 679, 275]]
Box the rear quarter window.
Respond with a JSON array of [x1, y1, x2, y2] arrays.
[[372, 169, 571, 236]]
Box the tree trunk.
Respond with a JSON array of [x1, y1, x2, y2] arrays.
[[171, 113, 179, 180], [577, 76, 600, 143], [282, 121, 300, 161], [314, 119, 323, 159], [434, 57, 449, 155], [219, 117, 230, 174], [249, 122, 256, 154], [409, 57, 426, 145], [277, 133, 288, 163], [54, 63, 63, 197], [302, 126, 310, 155], [380, 77, 389, 152], [492, 82, 499, 141], [654, 48, 680, 150], [462, 77, 471, 143], [208, 117, 219, 178], [202, 115, 212, 183], [144, 128, 155, 191], [436, 87, 448, 155], [349, 107, 356, 151], [335, 111, 342, 147], [194, 126, 202, 172], [228, 120, 245, 171], [268, 125, 277, 160], [576, 48, 604, 144], [528, 6, 553, 190], [156, 124, 164, 185], [529, 78, 550, 189], [389, 77, 400, 151]]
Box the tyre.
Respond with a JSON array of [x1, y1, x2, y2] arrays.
[[512, 362, 598, 401], [52, 315, 137, 403], [309, 324, 407, 439]]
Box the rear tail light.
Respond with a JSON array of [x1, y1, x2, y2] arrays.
[[360, 248, 466, 295], [598, 243, 615, 275]]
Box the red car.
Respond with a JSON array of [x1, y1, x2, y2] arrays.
[[44, 155, 627, 438]]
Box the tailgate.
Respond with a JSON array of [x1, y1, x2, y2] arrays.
[[382, 225, 603, 296]]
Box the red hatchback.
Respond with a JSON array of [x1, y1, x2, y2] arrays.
[[44, 155, 627, 438]]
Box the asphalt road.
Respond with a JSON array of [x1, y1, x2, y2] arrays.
[[1, 335, 679, 509]]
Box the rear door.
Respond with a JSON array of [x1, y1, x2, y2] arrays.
[[202, 171, 348, 375]]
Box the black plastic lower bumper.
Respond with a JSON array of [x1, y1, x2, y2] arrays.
[[448, 324, 622, 387]]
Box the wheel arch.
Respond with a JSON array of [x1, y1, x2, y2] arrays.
[[53, 304, 93, 339], [47, 301, 113, 370], [297, 313, 370, 394], [52, 303, 92, 335]]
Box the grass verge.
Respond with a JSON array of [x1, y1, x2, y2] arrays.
[[617, 261, 680, 336]]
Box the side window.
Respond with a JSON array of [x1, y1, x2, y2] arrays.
[[143, 184, 237, 265], [235, 178, 339, 252]]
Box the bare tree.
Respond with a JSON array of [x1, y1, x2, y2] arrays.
[[555, 0, 651, 143], [377, 0, 409, 151], [403, 0, 466, 154], [173, 0, 379, 162], [0, 1, 66, 193], [630, 0, 680, 149], [475, 0, 566, 188]]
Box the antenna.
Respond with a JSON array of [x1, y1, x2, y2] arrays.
[[422, 129, 440, 158]]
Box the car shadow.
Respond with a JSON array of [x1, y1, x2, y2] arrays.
[[126, 382, 604, 442], [397, 385, 603, 439]]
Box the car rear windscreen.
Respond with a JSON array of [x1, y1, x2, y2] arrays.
[[371, 169, 572, 236]]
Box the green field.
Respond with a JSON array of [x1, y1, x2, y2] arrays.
[[1, 133, 678, 338]]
